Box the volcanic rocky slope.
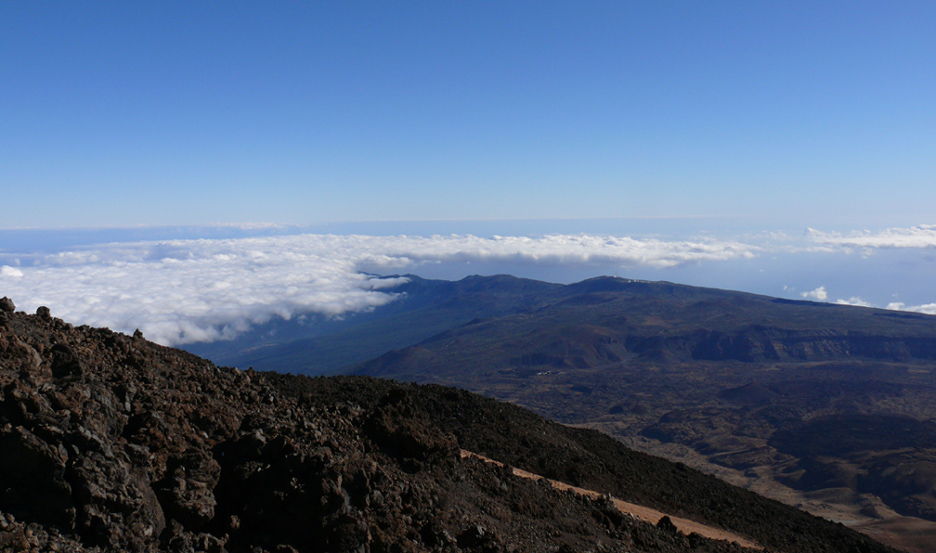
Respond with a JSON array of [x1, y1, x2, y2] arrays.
[[0, 299, 899, 553]]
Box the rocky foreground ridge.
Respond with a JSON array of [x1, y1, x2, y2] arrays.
[[0, 298, 899, 553]]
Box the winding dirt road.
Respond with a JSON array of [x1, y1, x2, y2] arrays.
[[460, 449, 762, 550]]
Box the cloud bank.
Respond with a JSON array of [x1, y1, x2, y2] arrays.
[[0, 233, 757, 346], [806, 225, 936, 250], [801, 286, 828, 301]]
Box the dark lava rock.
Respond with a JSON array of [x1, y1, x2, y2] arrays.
[[0, 304, 900, 553], [0, 298, 13, 314], [49, 343, 83, 378], [657, 516, 679, 534], [36, 305, 52, 321]]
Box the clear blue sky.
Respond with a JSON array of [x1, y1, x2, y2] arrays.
[[3, 1, 935, 229]]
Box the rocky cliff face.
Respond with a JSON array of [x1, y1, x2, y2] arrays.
[[0, 299, 899, 553]]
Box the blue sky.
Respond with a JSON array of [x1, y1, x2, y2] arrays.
[[4, 2, 935, 228], [3, 3, 936, 344]]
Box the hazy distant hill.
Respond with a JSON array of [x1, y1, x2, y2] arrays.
[[184, 274, 562, 373], [355, 275, 936, 379]]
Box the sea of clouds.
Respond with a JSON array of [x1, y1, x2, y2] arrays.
[[1, 226, 935, 346], [806, 225, 936, 250]]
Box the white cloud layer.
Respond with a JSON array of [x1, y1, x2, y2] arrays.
[[0, 233, 757, 346], [835, 297, 872, 308], [806, 225, 936, 250], [804, 288, 934, 315], [886, 302, 936, 315], [801, 286, 828, 301]]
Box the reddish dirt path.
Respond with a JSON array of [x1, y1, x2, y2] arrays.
[[460, 449, 762, 550]]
